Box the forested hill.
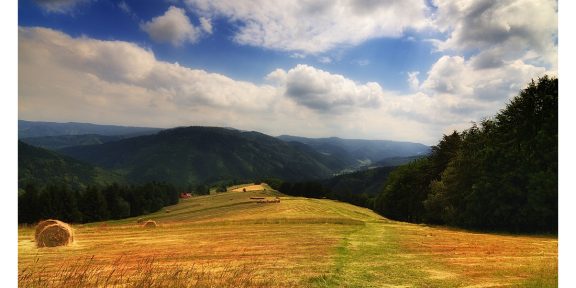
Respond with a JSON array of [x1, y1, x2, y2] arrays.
[[373, 76, 558, 233], [60, 126, 350, 188], [18, 141, 122, 190]]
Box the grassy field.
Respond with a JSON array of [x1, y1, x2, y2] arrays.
[[18, 184, 557, 287]]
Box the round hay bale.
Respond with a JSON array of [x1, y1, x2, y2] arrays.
[[34, 219, 62, 241], [142, 220, 158, 228], [36, 222, 74, 248], [136, 218, 144, 224]]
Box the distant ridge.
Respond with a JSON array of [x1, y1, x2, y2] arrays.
[[277, 135, 430, 166], [59, 126, 350, 187], [18, 120, 163, 139], [20, 134, 125, 150]]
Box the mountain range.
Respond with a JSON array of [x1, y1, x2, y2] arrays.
[[277, 135, 429, 168], [19, 120, 430, 189]]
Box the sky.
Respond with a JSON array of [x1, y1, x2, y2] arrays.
[[17, 0, 558, 145]]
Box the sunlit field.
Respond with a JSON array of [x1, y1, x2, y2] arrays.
[[18, 184, 557, 287]]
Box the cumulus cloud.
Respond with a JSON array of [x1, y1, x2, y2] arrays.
[[18, 22, 556, 146], [34, 0, 90, 14], [432, 0, 557, 69], [418, 55, 549, 121], [184, 0, 430, 53], [19, 27, 276, 124], [390, 0, 556, 128], [141, 6, 202, 46], [19, 26, 450, 144], [270, 65, 386, 113]]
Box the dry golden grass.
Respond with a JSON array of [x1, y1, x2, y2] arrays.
[[18, 189, 557, 287], [230, 183, 269, 192], [394, 223, 558, 287]]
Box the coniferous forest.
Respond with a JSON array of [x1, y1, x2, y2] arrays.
[[373, 76, 557, 233], [18, 182, 179, 224]]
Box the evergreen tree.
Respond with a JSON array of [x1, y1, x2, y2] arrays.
[[81, 186, 110, 222], [18, 183, 40, 224], [375, 76, 558, 233]]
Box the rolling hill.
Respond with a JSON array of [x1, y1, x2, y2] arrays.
[[18, 141, 122, 189], [18, 186, 558, 287], [60, 126, 351, 187]]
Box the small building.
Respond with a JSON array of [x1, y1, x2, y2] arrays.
[[179, 192, 192, 199]]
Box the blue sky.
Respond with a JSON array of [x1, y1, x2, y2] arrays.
[[18, 0, 558, 144]]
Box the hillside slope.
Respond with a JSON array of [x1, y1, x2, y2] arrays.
[[18, 141, 122, 189], [19, 187, 557, 287], [60, 126, 347, 187]]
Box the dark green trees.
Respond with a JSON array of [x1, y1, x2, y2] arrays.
[[375, 76, 558, 233], [18, 182, 179, 224], [81, 186, 109, 222], [374, 158, 431, 222]]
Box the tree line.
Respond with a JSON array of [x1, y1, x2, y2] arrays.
[[277, 181, 374, 209], [374, 76, 557, 233], [18, 182, 179, 224], [277, 76, 557, 233]]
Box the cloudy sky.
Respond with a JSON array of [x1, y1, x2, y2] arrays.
[[18, 0, 557, 144]]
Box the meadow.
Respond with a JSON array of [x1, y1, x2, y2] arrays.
[[18, 184, 557, 287]]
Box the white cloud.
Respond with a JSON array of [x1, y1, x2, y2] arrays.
[[184, 0, 430, 54], [118, 1, 131, 14], [432, 0, 557, 70], [199, 17, 213, 34], [141, 6, 202, 46], [18, 24, 557, 146], [118, 1, 138, 20], [19, 27, 276, 127], [392, 0, 558, 129], [33, 0, 90, 14], [290, 53, 306, 59], [271, 64, 386, 113], [318, 56, 332, 64], [407, 71, 420, 91], [19, 27, 448, 144], [418, 55, 550, 121], [352, 59, 370, 66]]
